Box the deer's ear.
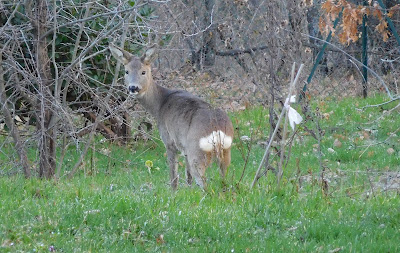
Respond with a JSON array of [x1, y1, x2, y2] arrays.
[[142, 47, 157, 65], [109, 44, 132, 65]]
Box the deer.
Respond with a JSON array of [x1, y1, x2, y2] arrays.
[[109, 44, 234, 190]]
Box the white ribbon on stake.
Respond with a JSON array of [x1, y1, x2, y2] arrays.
[[284, 95, 303, 130], [251, 63, 304, 189]]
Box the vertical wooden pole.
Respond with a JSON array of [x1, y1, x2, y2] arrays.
[[362, 0, 368, 98]]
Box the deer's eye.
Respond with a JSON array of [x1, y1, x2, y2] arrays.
[[125, 71, 128, 75], [141, 71, 146, 75]]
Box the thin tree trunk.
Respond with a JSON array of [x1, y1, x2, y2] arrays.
[[28, 0, 57, 178], [0, 51, 31, 177], [122, 111, 131, 144], [202, 0, 216, 68]]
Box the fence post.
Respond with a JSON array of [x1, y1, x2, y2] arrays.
[[300, 9, 343, 100], [376, 0, 400, 48], [362, 0, 368, 98]]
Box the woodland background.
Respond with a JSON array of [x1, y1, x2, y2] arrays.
[[0, 0, 399, 178]]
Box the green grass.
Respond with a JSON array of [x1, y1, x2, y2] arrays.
[[0, 94, 399, 252]]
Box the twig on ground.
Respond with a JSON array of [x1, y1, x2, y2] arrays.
[[358, 126, 400, 158], [356, 97, 400, 111]]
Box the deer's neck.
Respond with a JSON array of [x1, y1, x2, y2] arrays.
[[137, 82, 172, 118]]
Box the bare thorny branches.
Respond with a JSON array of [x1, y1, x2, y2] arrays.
[[0, 0, 398, 184], [0, 1, 150, 177], [1, 0, 303, 178]]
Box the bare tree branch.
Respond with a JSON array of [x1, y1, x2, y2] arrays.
[[0, 50, 31, 177]]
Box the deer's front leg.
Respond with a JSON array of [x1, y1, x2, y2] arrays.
[[185, 154, 193, 186], [166, 145, 179, 190]]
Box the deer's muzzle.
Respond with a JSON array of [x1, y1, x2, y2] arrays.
[[129, 85, 140, 94]]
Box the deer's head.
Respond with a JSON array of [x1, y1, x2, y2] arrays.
[[109, 45, 156, 96]]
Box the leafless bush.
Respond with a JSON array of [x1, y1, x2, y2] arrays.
[[1, 0, 398, 179], [0, 0, 156, 177]]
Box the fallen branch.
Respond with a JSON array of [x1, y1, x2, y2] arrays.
[[86, 112, 118, 141], [216, 45, 268, 56], [356, 96, 400, 110]]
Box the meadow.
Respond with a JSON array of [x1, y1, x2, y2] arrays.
[[1, 94, 399, 252]]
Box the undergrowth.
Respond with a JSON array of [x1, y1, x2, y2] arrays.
[[0, 94, 399, 252]]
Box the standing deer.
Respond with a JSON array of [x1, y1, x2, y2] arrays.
[[109, 45, 233, 190]]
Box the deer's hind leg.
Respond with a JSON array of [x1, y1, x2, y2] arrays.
[[184, 154, 193, 186], [166, 144, 179, 190], [186, 150, 212, 189], [219, 148, 231, 180]]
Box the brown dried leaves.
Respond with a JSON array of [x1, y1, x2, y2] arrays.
[[319, 0, 399, 44]]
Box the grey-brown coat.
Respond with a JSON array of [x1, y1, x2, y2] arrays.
[[109, 45, 233, 189]]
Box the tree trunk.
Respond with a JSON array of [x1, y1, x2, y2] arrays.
[[306, 0, 322, 59], [186, 0, 217, 70], [29, 0, 57, 178], [201, 0, 216, 68]]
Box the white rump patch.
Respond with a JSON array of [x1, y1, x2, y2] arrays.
[[199, 130, 232, 152]]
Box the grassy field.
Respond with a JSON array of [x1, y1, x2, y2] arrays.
[[1, 94, 399, 252]]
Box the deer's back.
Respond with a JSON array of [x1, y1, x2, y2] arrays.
[[158, 90, 233, 149]]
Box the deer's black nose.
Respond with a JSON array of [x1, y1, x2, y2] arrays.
[[129, 86, 140, 93]]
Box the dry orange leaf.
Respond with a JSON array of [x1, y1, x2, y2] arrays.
[[388, 4, 400, 18]]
